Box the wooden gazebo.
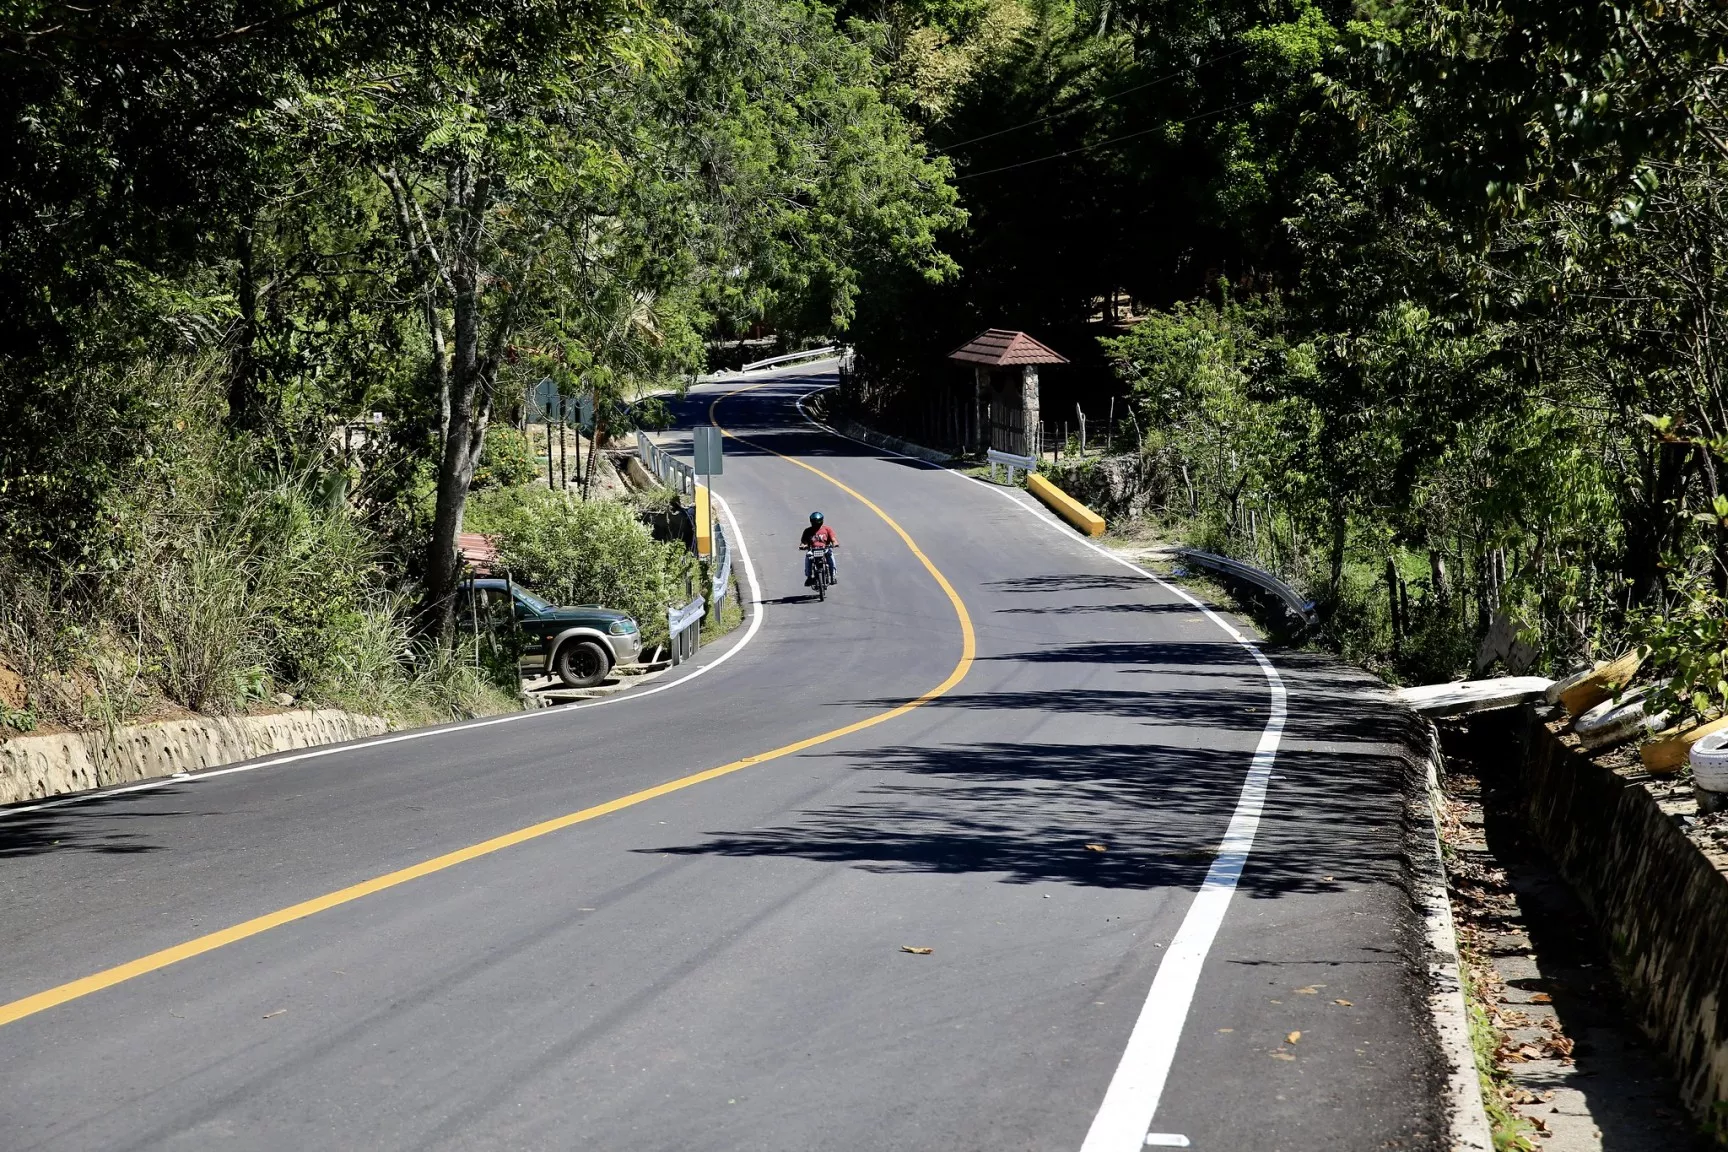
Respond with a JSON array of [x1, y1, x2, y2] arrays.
[[947, 329, 1067, 458]]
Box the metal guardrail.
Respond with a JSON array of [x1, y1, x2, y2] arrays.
[[741, 345, 839, 373], [668, 595, 705, 665], [710, 511, 732, 607], [638, 429, 732, 615], [986, 447, 1036, 484], [636, 430, 695, 496], [1176, 548, 1319, 628]]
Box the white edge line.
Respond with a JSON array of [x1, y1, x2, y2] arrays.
[[0, 490, 767, 820], [792, 382, 1287, 1151]]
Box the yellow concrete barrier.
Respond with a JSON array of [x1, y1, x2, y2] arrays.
[[695, 483, 713, 557], [1027, 473, 1106, 537]]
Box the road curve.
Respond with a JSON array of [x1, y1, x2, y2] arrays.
[[0, 369, 1445, 1151]]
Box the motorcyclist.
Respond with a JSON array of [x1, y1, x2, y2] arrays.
[[799, 511, 838, 587]]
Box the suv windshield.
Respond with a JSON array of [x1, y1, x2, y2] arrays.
[[512, 588, 553, 614]]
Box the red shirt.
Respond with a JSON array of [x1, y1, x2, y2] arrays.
[[800, 525, 837, 548]]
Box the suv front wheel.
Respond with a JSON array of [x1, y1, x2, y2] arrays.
[[554, 639, 612, 688]]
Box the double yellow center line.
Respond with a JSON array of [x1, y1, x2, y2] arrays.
[[0, 382, 975, 1030]]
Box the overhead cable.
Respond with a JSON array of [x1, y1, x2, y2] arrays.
[[936, 45, 1251, 154], [954, 100, 1259, 182]]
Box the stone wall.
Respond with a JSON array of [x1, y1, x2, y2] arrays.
[[0, 709, 389, 805], [1042, 455, 1160, 522], [1465, 707, 1728, 1133]]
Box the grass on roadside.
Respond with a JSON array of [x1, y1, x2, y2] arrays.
[[1460, 960, 1539, 1151]]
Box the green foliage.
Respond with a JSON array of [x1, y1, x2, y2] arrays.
[[309, 592, 519, 723], [473, 427, 536, 492], [1632, 564, 1728, 727], [839, 0, 1728, 683], [1, 0, 960, 723]]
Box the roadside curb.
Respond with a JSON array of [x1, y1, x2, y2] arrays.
[[0, 488, 767, 819], [1411, 716, 1497, 1152], [0, 709, 388, 807]]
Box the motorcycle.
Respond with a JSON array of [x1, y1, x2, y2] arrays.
[[802, 545, 835, 601]]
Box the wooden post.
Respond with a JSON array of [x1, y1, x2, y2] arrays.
[[1386, 558, 1402, 647], [974, 366, 988, 456], [544, 409, 554, 490]]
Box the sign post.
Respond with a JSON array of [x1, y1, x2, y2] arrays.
[[691, 427, 724, 560]]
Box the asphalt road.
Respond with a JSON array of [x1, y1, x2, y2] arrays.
[[0, 370, 1446, 1151]]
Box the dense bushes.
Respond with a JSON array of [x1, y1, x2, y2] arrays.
[[1097, 289, 1633, 683], [0, 372, 518, 732]]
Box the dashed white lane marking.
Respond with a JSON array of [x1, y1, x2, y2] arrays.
[[789, 381, 1288, 1152], [0, 491, 767, 820], [1145, 1137, 1192, 1148]]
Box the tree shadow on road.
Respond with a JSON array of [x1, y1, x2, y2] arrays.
[[648, 658, 1431, 901], [0, 792, 186, 857]]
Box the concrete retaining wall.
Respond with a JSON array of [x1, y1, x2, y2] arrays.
[[0, 709, 389, 805], [1473, 707, 1728, 1131]]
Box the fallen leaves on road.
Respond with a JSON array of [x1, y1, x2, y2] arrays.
[[1528, 992, 1553, 1003], [262, 1009, 286, 1019], [1085, 843, 1108, 852], [900, 946, 933, 955], [1333, 999, 1353, 1007], [1270, 1050, 1295, 1061], [1285, 1031, 1302, 1044], [1294, 985, 1323, 995]]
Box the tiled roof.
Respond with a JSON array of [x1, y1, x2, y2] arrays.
[[459, 532, 499, 567], [946, 328, 1068, 367]]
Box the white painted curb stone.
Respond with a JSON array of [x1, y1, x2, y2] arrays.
[[1398, 677, 1553, 718]]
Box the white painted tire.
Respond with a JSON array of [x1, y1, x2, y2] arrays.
[[1574, 691, 1652, 750], [1691, 730, 1728, 792]]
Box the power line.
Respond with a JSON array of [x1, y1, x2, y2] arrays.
[[954, 100, 1258, 182], [936, 45, 1251, 154]]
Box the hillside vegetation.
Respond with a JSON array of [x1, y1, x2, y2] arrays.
[[844, 0, 1728, 713], [0, 0, 959, 732]]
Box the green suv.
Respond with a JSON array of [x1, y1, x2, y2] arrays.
[[458, 578, 642, 688]]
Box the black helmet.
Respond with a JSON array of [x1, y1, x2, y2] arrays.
[[809, 511, 824, 526]]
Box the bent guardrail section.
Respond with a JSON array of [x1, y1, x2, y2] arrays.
[[637, 430, 695, 496], [668, 595, 705, 665], [986, 447, 1036, 484], [1176, 547, 1319, 629], [741, 345, 839, 373], [710, 507, 732, 606]]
